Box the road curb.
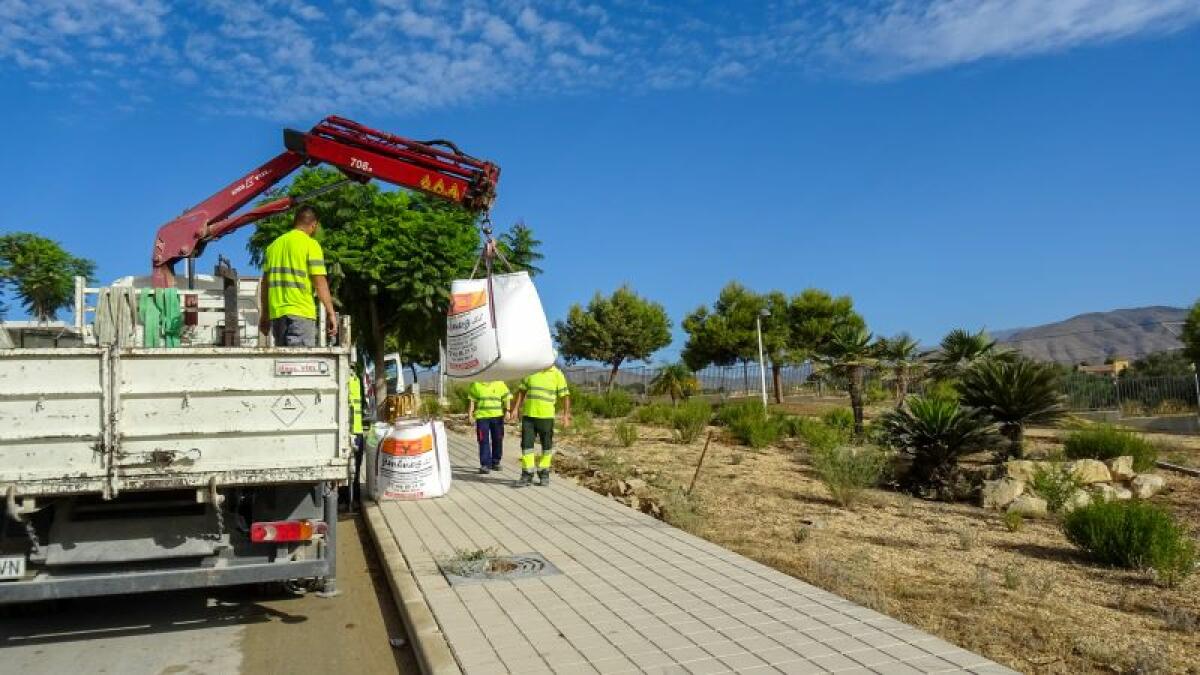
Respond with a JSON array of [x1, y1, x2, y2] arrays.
[[363, 502, 463, 675]]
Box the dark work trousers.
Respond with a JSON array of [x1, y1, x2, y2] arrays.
[[475, 417, 505, 468], [351, 434, 364, 504]]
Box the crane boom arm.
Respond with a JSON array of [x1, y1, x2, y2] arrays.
[[151, 116, 500, 287]]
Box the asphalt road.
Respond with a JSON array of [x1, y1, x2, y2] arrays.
[[0, 514, 418, 675]]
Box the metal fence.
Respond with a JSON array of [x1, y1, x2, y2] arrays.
[[414, 360, 1200, 419], [1062, 373, 1200, 416]]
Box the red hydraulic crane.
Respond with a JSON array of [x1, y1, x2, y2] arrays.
[[151, 116, 500, 287]]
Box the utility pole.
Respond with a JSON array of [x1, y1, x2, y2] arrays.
[[756, 308, 769, 407]]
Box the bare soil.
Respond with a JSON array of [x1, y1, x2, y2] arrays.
[[559, 417, 1200, 675]]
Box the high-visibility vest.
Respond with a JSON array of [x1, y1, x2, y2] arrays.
[[347, 374, 363, 434], [263, 229, 326, 320], [519, 367, 569, 419], [468, 381, 511, 419]]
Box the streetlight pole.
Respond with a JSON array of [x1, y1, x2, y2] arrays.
[[756, 309, 769, 407]]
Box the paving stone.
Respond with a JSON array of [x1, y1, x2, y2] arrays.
[[373, 433, 1005, 675]]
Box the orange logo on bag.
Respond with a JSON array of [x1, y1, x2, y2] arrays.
[[448, 290, 487, 316], [382, 434, 434, 456]]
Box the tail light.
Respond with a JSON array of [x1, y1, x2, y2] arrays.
[[250, 520, 324, 543]]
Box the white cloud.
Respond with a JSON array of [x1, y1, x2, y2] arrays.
[[0, 0, 1196, 119], [836, 0, 1200, 75]]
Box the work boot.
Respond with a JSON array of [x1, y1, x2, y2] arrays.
[[537, 470, 550, 487], [491, 462, 502, 472], [518, 471, 534, 487], [478, 467, 490, 475]]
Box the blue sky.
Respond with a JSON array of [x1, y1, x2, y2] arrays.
[[1, 1, 1198, 359]]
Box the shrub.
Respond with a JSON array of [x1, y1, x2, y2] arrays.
[[714, 400, 767, 427], [671, 400, 711, 444], [864, 382, 889, 405], [730, 416, 780, 448], [448, 385, 471, 414], [714, 400, 784, 448], [1063, 425, 1158, 472], [421, 396, 445, 418], [1029, 465, 1083, 513], [810, 445, 889, 507], [1063, 499, 1195, 586], [822, 407, 855, 433], [613, 421, 639, 448], [569, 388, 602, 415], [794, 417, 852, 454], [661, 487, 703, 532], [590, 389, 636, 418], [924, 379, 960, 403], [567, 410, 596, 437], [880, 396, 997, 493], [632, 402, 674, 426], [1003, 510, 1025, 533]]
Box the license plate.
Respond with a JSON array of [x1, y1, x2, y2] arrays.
[[0, 555, 26, 581]]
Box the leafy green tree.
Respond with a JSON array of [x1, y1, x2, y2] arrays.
[[929, 328, 1008, 380], [0, 232, 95, 321], [1181, 300, 1200, 368], [555, 285, 672, 390], [880, 396, 998, 495], [248, 168, 484, 401], [958, 357, 1066, 459], [760, 291, 794, 403], [496, 221, 544, 277], [878, 333, 922, 407], [681, 282, 765, 392], [789, 289, 863, 358], [1124, 350, 1193, 378], [649, 362, 699, 405], [820, 323, 877, 437]]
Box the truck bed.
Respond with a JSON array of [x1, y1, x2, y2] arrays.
[[0, 346, 351, 498]]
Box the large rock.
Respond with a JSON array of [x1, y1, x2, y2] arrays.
[[981, 478, 1025, 510], [1131, 474, 1166, 499], [1094, 484, 1133, 501], [1067, 459, 1112, 485], [1107, 456, 1136, 482], [1060, 489, 1092, 514], [1005, 460, 1041, 483], [1007, 495, 1049, 518]]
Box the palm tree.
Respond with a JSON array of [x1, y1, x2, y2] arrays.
[[821, 324, 877, 437], [649, 362, 699, 406], [881, 396, 998, 494], [929, 328, 1005, 380], [958, 357, 1066, 459], [878, 333, 921, 408]]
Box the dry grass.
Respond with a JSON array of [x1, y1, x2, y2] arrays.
[[566, 417, 1200, 675]]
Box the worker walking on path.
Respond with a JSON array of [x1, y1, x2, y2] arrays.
[[257, 205, 338, 347], [508, 365, 571, 487], [467, 381, 511, 475]]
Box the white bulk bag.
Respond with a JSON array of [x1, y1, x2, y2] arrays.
[[372, 421, 452, 500], [445, 271, 555, 381]]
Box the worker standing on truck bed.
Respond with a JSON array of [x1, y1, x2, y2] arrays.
[[508, 365, 571, 487], [467, 380, 511, 475], [257, 205, 338, 347]]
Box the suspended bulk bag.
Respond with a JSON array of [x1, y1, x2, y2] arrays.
[[373, 421, 452, 500], [446, 271, 555, 381]]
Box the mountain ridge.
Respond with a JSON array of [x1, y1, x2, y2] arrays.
[[993, 306, 1187, 364]]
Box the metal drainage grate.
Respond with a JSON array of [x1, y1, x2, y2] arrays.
[[440, 552, 560, 586]]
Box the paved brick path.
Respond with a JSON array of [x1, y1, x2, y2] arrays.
[[368, 432, 1016, 675]]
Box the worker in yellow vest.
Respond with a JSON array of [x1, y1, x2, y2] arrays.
[[256, 205, 338, 347], [467, 380, 511, 474], [347, 370, 365, 506], [508, 365, 571, 487]]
